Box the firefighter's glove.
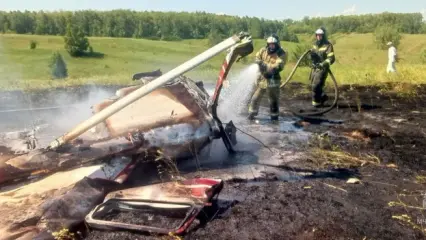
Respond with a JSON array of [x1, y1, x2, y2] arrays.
[[312, 62, 326, 70], [319, 61, 329, 69], [311, 63, 321, 69], [310, 52, 319, 62], [263, 72, 273, 79], [256, 61, 267, 73]]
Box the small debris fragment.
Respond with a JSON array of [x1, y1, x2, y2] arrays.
[[393, 118, 407, 123], [303, 186, 312, 189], [343, 130, 371, 142], [386, 163, 398, 168], [321, 182, 348, 193], [346, 178, 361, 184]]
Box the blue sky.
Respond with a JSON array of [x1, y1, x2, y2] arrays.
[[1, 0, 425, 20]]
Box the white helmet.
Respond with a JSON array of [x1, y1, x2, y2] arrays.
[[266, 35, 279, 53], [315, 28, 325, 35], [266, 36, 278, 44]]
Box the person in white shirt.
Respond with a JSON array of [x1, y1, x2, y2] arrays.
[[387, 42, 397, 73]]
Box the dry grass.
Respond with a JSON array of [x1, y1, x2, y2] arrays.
[[308, 148, 381, 168], [389, 190, 426, 236], [415, 175, 426, 184], [51, 228, 76, 240], [305, 132, 382, 168], [391, 214, 426, 235]]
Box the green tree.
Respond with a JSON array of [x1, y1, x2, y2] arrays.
[[64, 22, 90, 57], [49, 51, 68, 79], [291, 43, 312, 67], [0, 10, 424, 39], [277, 26, 299, 43], [249, 18, 262, 39], [373, 25, 402, 50], [29, 40, 37, 50], [421, 23, 426, 34], [208, 25, 226, 47]]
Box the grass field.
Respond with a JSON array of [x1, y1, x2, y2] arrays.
[[1, 33, 426, 90]]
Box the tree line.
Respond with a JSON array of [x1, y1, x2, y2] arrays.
[[287, 12, 425, 34], [0, 10, 424, 42]]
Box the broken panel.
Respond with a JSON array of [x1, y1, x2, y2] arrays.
[[85, 178, 224, 235]]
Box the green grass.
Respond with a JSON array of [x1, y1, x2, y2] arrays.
[[1, 33, 426, 91], [286, 33, 426, 88]]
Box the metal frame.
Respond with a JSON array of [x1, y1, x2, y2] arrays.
[[85, 178, 224, 235]]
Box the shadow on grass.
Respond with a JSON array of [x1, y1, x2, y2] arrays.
[[76, 51, 106, 59]]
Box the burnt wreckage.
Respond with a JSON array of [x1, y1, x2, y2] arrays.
[[0, 32, 253, 239]]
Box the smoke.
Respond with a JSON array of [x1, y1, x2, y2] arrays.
[[49, 87, 114, 132], [34, 87, 116, 147], [0, 85, 117, 149]]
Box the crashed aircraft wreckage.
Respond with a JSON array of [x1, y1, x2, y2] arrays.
[[0, 32, 253, 239]]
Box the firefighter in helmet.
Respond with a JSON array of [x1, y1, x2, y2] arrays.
[[248, 34, 287, 121], [310, 27, 335, 107]]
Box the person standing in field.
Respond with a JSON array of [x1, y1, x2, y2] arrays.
[[247, 34, 287, 121], [387, 42, 397, 73], [309, 27, 335, 108]]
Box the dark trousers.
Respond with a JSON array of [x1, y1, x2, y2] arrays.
[[311, 67, 328, 103], [248, 86, 280, 117]]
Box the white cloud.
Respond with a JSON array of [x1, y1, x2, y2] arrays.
[[421, 8, 426, 21], [311, 12, 322, 18], [341, 4, 357, 15], [216, 12, 226, 16]]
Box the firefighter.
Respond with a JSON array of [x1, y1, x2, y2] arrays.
[[248, 34, 287, 121], [310, 27, 335, 107]]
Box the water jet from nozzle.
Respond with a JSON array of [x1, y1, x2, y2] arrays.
[[217, 64, 260, 123]]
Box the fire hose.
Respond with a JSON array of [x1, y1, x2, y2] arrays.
[[280, 50, 339, 117]]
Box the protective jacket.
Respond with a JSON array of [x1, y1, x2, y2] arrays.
[[255, 47, 287, 89], [311, 40, 335, 68]]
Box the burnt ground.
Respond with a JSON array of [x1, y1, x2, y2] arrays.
[[83, 83, 426, 240]]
